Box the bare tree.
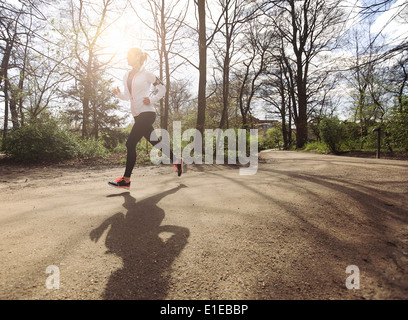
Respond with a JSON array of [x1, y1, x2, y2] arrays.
[[390, 56, 408, 112], [264, 0, 345, 148], [260, 54, 293, 148], [1, 1, 52, 136], [168, 79, 192, 116], [236, 19, 272, 129], [211, 0, 260, 129], [1, 2, 24, 141], [23, 49, 71, 119]]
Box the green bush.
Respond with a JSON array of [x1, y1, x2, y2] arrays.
[[77, 137, 109, 159], [112, 141, 127, 154], [3, 116, 111, 162], [385, 102, 408, 151], [260, 127, 283, 150], [3, 117, 80, 162], [102, 129, 129, 152], [319, 117, 346, 154], [342, 121, 361, 151], [303, 141, 329, 153]]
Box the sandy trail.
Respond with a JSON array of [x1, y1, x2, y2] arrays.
[[0, 151, 407, 300]]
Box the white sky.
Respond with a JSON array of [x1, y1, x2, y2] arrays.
[[371, 0, 408, 47]]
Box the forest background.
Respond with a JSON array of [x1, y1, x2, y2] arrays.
[[1, 0, 407, 163]]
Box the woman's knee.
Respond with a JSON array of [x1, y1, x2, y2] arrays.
[[126, 139, 137, 150]]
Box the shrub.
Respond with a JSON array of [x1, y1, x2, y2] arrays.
[[385, 101, 408, 151], [260, 127, 283, 150], [318, 117, 346, 154], [3, 117, 80, 162], [342, 121, 361, 151], [3, 116, 111, 162], [77, 138, 110, 159], [303, 141, 329, 153], [102, 129, 129, 152]]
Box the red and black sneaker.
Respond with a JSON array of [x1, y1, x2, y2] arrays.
[[174, 158, 183, 177], [108, 177, 131, 189]]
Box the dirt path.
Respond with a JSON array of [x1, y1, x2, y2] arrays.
[[0, 151, 407, 300]]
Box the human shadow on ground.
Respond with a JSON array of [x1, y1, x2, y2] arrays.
[[90, 184, 189, 300]]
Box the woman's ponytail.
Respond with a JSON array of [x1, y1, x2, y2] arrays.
[[143, 52, 150, 64]]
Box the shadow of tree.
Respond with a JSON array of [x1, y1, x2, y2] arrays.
[[90, 184, 189, 300], [203, 165, 408, 298]]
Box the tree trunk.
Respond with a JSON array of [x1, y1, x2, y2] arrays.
[[159, 37, 165, 129], [196, 0, 207, 136], [3, 76, 9, 144], [280, 94, 288, 149], [164, 50, 171, 131], [296, 86, 308, 148], [18, 69, 26, 127], [9, 93, 20, 129], [219, 5, 230, 129], [1, 41, 13, 143], [82, 53, 93, 138], [162, 0, 171, 131], [93, 104, 99, 139]]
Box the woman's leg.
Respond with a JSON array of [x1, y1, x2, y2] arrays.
[[145, 124, 176, 163], [123, 114, 155, 178], [145, 120, 183, 176]]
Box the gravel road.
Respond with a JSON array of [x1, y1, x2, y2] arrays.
[[0, 151, 407, 300]]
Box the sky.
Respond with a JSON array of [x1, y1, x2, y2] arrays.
[[371, 0, 407, 48]]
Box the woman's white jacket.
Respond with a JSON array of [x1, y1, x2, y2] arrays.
[[116, 68, 166, 117]]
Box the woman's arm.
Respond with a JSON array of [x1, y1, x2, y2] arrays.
[[114, 86, 130, 101], [150, 77, 166, 104], [114, 72, 130, 101], [144, 72, 166, 105]]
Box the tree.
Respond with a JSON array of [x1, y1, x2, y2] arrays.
[[168, 79, 192, 116], [359, 0, 408, 57], [1, 1, 24, 142], [388, 55, 408, 112], [346, 22, 390, 147], [264, 0, 345, 148], [260, 54, 293, 149], [211, 0, 260, 129], [236, 19, 272, 129], [23, 49, 71, 119], [62, 55, 123, 139], [67, 0, 118, 138], [1, 0, 55, 140]]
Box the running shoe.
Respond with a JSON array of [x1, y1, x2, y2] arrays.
[[108, 177, 131, 189], [174, 158, 183, 177]]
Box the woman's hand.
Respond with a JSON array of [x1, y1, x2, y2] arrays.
[[143, 97, 151, 105], [113, 87, 120, 96]]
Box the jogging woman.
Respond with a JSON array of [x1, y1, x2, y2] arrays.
[[108, 48, 182, 189]]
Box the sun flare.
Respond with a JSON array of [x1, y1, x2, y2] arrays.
[[101, 27, 133, 56], [99, 17, 146, 64]]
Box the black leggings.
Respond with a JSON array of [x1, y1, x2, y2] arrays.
[[124, 112, 175, 178]]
